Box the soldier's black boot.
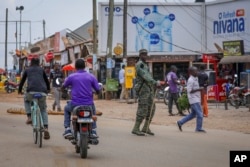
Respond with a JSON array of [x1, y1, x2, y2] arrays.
[[141, 120, 155, 136], [132, 120, 145, 136]]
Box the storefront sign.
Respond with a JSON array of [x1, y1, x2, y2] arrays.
[[146, 55, 196, 62], [207, 85, 219, 101], [202, 54, 219, 63], [223, 40, 244, 56], [207, 82, 227, 102], [206, 1, 250, 53], [217, 79, 228, 102]]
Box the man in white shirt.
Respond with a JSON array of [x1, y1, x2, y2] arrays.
[[119, 64, 127, 100], [176, 66, 206, 133]]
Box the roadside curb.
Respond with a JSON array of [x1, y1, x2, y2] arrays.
[[6, 108, 103, 116]]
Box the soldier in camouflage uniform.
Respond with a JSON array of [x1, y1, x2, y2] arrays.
[[132, 49, 160, 136]]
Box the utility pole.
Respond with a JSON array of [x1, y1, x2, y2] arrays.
[[93, 0, 98, 78], [123, 0, 127, 59], [43, 19, 46, 39], [106, 0, 114, 79], [5, 8, 8, 72], [16, 21, 18, 51], [16, 6, 24, 50]]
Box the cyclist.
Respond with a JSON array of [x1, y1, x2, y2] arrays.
[[18, 57, 51, 140], [62, 58, 101, 139]]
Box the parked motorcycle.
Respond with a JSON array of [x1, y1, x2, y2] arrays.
[[4, 79, 19, 93], [155, 82, 169, 105], [161, 75, 187, 106], [228, 75, 250, 107]]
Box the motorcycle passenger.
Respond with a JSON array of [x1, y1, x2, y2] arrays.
[[62, 58, 101, 139], [18, 57, 51, 140]]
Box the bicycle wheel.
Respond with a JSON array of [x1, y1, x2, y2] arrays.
[[32, 110, 38, 144], [37, 109, 43, 148], [33, 128, 38, 144]]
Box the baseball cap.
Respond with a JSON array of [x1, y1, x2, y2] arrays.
[[139, 49, 148, 55]]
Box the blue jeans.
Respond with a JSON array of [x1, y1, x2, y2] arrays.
[[26, 93, 48, 126], [24, 93, 31, 114], [178, 102, 204, 131], [64, 101, 96, 129]]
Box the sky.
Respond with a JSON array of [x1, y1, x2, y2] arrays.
[[0, 0, 216, 69]]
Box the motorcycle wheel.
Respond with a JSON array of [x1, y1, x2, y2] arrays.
[[80, 134, 88, 159], [164, 92, 169, 105], [75, 131, 80, 153], [228, 94, 238, 107], [5, 87, 11, 93]]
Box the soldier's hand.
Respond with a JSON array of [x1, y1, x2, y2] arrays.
[[156, 80, 161, 87]]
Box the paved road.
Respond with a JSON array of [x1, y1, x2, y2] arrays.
[[0, 105, 249, 167]]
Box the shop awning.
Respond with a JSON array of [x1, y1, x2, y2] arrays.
[[219, 55, 250, 64]]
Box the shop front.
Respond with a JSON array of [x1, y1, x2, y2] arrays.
[[146, 54, 196, 81]]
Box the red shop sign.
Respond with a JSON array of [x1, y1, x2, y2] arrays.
[[202, 54, 218, 63], [207, 85, 219, 101]]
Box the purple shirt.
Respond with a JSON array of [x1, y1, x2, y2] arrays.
[[166, 71, 178, 93], [63, 70, 100, 106]]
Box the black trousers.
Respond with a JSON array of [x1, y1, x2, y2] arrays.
[[168, 93, 182, 114]]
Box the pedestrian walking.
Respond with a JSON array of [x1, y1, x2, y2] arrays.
[[176, 66, 206, 133], [132, 49, 161, 136], [198, 65, 209, 117], [50, 63, 64, 112], [166, 65, 184, 116], [119, 64, 128, 101]]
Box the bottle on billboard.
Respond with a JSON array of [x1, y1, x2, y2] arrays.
[[144, 5, 165, 52], [131, 5, 175, 52], [161, 16, 173, 52], [135, 18, 144, 51]]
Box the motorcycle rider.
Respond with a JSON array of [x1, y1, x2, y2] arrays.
[[62, 58, 101, 139]]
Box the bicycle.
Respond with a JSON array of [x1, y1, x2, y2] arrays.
[[29, 92, 47, 148]]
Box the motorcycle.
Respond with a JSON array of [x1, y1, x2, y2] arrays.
[[61, 87, 71, 100], [65, 83, 102, 159], [68, 105, 98, 159], [228, 75, 250, 107], [4, 79, 19, 93], [155, 82, 169, 105]]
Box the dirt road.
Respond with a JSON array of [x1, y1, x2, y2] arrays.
[[0, 91, 250, 134]]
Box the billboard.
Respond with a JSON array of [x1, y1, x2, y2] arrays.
[[223, 40, 244, 56], [206, 0, 250, 53], [98, 2, 203, 55]]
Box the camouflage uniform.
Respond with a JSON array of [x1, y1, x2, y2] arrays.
[[132, 49, 158, 136]]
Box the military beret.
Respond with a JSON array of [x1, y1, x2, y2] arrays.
[[139, 49, 148, 55]]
